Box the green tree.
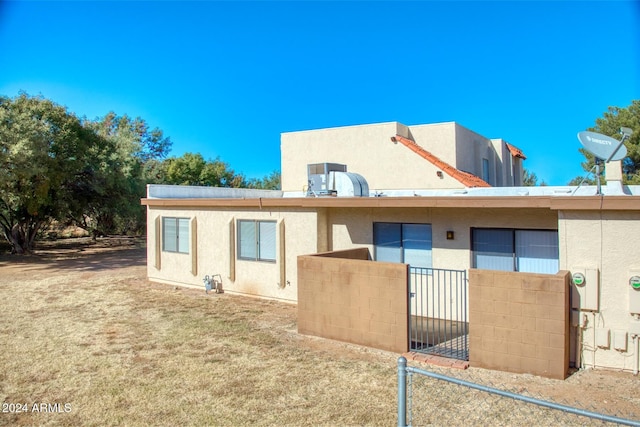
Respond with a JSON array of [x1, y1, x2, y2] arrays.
[[161, 153, 246, 187], [522, 169, 546, 186], [571, 100, 640, 185], [73, 112, 171, 237], [0, 94, 172, 252], [523, 169, 536, 186], [0, 93, 105, 253], [247, 170, 281, 190]]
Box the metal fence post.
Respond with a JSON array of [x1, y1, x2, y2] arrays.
[[397, 356, 407, 427]]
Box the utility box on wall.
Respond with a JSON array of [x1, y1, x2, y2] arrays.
[[571, 268, 599, 312], [629, 268, 640, 315]]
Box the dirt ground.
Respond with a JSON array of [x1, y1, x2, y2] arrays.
[[1, 237, 639, 426]]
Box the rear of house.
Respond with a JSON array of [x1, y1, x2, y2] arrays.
[[142, 120, 640, 378]]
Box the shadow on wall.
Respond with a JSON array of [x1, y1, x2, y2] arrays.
[[335, 210, 470, 252], [311, 247, 371, 260]]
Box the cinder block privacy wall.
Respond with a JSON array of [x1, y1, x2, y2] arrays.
[[297, 249, 409, 353], [469, 270, 571, 380]]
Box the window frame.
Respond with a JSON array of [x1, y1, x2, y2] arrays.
[[373, 222, 433, 268], [237, 219, 277, 263], [162, 217, 190, 254], [471, 227, 559, 274]]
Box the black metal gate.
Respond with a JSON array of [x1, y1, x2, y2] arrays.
[[408, 267, 468, 361]]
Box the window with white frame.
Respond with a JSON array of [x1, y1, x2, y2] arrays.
[[237, 220, 276, 262], [472, 228, 559, 274], [373, 223, 432, 268], [162, 217, 190, 254]]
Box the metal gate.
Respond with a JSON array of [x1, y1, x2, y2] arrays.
[[408, 267, 468, 361]]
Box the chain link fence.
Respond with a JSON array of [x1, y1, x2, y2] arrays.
[[398, 357, 640, 427]]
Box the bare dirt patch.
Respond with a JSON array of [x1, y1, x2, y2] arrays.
[[0, 238, 639, 426]]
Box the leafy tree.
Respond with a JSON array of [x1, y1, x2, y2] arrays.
[[72, 113, 171, 237], [522, 169, 546, 186], [0, 94, 172, 252], [158, 154, 280, 190], [523, 169, 536, 186], [0, 93, 105, 253], [0, 92, 278, 254], [247, 170, 281, 190], [571, 100, 640, 185], [161, 153, 246, 187]]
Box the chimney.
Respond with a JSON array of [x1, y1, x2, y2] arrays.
[[605, 160, 626, 195]]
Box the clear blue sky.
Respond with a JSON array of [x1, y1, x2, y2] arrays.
[[1, 1, 638, 185]]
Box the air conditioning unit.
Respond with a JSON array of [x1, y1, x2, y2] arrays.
[[307, 163, 369, 197]]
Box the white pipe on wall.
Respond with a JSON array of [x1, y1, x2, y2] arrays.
[[576, 326, 582, 369], [592, 313, 597, 370], [634, 335, 639, 376]]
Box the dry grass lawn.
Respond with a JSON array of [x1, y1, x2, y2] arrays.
[[1, 238, 639, 426], [0, 239, 398, 426]]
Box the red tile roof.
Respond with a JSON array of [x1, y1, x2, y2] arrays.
[[391, 134, 491, 188], [506, 143, 526, 159]]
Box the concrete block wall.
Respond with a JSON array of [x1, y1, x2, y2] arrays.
[[469, 269, 571, 379], [297, 249, 409, 353]]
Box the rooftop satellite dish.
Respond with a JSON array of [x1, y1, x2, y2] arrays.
[[577, 131, 627, 162], [573, 128, 633, 195]]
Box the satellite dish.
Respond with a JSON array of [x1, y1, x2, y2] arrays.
[[577, 131, 627, 161]]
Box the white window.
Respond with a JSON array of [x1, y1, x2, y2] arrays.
[[373, 223, 432, 268], [162, 217, 189, 254], [237, 220, 276, 262], [472, 228, 558, 274]]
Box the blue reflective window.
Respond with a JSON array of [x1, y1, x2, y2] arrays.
[[373, 223, 432, 268], [472, 228, 558, 274]]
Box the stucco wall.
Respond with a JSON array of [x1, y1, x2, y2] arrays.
[[146, 204, 557, 303], [297, 250, 409, 353], [469, 269, 571, 380], [281, 122, 464, 192], [403, 122, 458, 166], [280, 121, 524, 192], [491, 138, 519, 186], [453, 124, 498, 184], [146, 206, 319, 303], [559, 210, 640, 371], [327, 207, 558, 272]]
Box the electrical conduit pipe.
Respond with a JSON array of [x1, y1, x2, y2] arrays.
[[634, 335, 639, 376]]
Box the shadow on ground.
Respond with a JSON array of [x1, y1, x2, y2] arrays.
[[0, 237, 147, 273]]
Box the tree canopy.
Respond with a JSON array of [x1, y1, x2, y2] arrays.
[[522, 169, 546, 187], [154, 152, 281, 190], [571, 100, 640, 185], [71, 112, 172, 237], [159, 153, 244, 187], [0, 94, 101, 252], [0, 93, 279, 253], [247, 170, 280, 190]]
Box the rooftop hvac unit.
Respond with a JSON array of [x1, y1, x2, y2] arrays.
[[307, 163, 369, 197]]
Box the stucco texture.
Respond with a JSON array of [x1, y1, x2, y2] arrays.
[[146, 207, 319, 303], [559, 210, 640, 371]]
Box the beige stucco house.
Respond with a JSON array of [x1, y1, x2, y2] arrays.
[[281, 121, 525, 192], [141, 121, 640, 376]]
